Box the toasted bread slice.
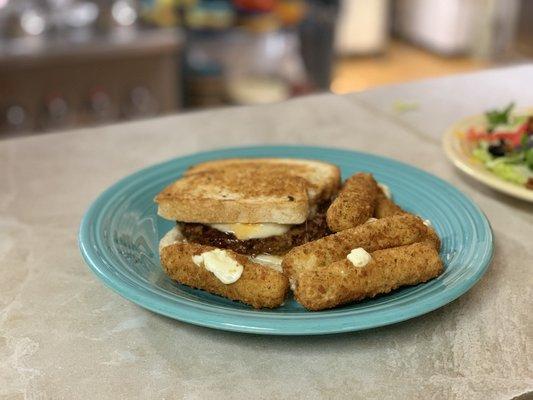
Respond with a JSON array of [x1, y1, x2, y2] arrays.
[[185, 158, 341, 204], [156, 168, 309, 223], [156, 158, 341, 224]]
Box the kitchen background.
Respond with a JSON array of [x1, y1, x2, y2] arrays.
[[1, 0, 532, 136]]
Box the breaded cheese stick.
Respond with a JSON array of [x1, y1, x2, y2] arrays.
[[372, 188, 440, 251], [374, 188, 405, 218], [160, 243, 289, 309], [326, 173, 379, 232], [283, 214, 434, 279], [423, 224, 441, 252], [294, 242, 443, 311]]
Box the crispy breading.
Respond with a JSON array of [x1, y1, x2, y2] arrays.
[[372, 189, 440, 250], [293, 242, 443, 311], [282, 214, 434, 280], [374, 188, 405, 218], [160, 242, 289, 309], [326, 173, 379, 232], [423, 224, 441, 252], [371, 187, 441, 251]]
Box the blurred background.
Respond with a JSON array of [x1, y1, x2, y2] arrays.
[[0, 0, 532, 136]]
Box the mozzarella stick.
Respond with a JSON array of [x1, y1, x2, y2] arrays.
[[283, 214, 434, 279], [374, 189, 405, 218], [160, 243, 289, 309], [372, 188, 440, 251], [294, 242, 443, 311], [326, 173, 379, 232], [423, 225, 441, 252]]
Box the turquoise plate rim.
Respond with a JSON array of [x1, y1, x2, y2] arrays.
[[79, 145, 494, 335]]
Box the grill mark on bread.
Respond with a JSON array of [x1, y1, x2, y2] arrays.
[[155, 158, 341, 224]]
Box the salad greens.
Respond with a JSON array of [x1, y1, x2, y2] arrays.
[[468, 103, 533, 190], [485, 102, 514, 131]]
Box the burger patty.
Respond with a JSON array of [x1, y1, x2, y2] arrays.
[[181, 204, 331, 255]]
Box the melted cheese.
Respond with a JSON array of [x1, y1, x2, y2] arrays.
[[289, 278, 297, 291], [159, 226, 183, 252], [347, 248, 372, 268], [377, 183, 392, 199], [250, 254, 283, 272], [192, 249, 243, 284], [208, 223, 291, 240]]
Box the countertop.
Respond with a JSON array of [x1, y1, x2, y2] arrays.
[[1, 65, 532, 400]]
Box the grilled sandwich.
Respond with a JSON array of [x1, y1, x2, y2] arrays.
[[155, 158, 341, 308]]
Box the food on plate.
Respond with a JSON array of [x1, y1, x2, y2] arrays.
[[326, 172, 379, 232], [155, 158, 339, 308], [282, 214, 439, 281], [422, 221, 441, 252], [465, 103, 533, 190], [155, 158, 341, 255], [155, 158, 443, 310], [160, 241, 289, 309], [179, 201, 330, 256], [374, 186, 405, 218], [292, 242, 443, 311]]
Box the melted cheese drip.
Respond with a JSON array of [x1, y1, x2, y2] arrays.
[[208, 223, 291, 240], [377, 183, 392, 199], [159, 226, 183, 252], [192, 249, 243, 284], [347, 248, 372, 268], [250, 254, 283, 272]]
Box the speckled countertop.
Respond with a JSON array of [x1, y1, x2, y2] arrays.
[[1, 65, 532, 400]]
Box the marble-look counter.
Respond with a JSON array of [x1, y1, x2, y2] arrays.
[[1, 65, 532, 400]]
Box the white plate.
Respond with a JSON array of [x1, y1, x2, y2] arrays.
[[442, 109, 533, 202]]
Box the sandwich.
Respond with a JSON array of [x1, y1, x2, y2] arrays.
[[155, 157, 443, 311], [155, 158, 341, 308]]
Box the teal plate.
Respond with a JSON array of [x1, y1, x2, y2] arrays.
[[79, 145, 493, 335]]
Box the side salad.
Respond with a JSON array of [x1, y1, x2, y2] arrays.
[[466, 103, 533, 190]]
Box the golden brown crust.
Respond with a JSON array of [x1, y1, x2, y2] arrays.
[[374, 188, 405, 218], [371, 188, 441, 252], [282, 214, 434, 280], [185, 158, 341, 204], [294, 242, 443, 311], [422, 225, 441, 252], [160, 243, 289, 309], [326, 173, 379, 232], [155, 158, 341, 224], [156, 169, 309, 223]]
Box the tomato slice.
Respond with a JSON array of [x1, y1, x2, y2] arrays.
[[466, 123, 527, 147]]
